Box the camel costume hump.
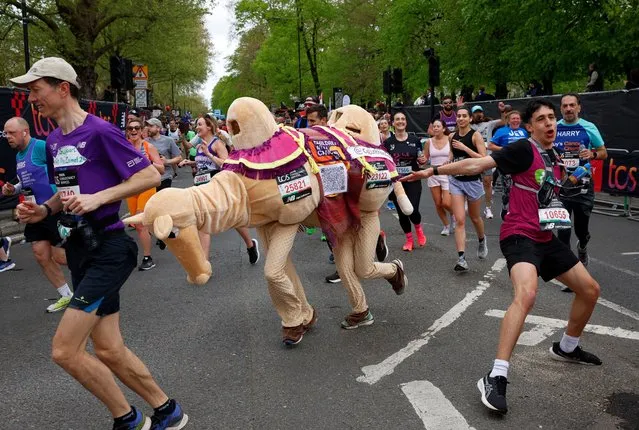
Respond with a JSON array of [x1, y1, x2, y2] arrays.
[[224, 97, 321, 226], [328, 105, 413, 215]]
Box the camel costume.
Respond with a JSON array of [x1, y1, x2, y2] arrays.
[[125, 98, 411, 345]]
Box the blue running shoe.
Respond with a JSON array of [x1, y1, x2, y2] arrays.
[[113, 406, 150, 430], [386, 201, 395, 210], [1, 236, 11, 259], [0, 259, 15, 273], [150, 401, 188, 430]]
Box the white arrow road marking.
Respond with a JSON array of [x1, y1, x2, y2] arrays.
[[357, 258, 506, 385], [401, 380, 476, 430], [549, 279, 639, 322], [485, 309, 639, 341]]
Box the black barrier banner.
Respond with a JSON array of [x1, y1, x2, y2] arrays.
[[396, 89, 639, 153], [0, 87, 129, 209], [601, 150, 639, 197]]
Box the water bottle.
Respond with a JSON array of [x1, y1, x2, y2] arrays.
[[568, 163, 591, 184]]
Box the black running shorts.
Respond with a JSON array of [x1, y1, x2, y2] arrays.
[[500, 234, 579, 282], [24, 214, 62, 245], [65, 230, 138, 316]]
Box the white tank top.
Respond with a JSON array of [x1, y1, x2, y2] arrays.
[[429, 138, 450, 166]]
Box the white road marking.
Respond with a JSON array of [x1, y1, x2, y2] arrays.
[[518, 324, 559, 346], [485, 309, 639, 341], [549, 279, 639, 322], [621, 252, 639, 256], [591, 257, 639, 278], [401, 380, 475, 430], [357, 258, 506, 385]]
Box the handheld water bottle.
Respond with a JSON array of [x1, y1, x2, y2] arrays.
[[568, 162, 591, 185]]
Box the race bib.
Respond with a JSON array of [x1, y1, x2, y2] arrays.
[[366, 161, 392, 189], [538, 199, 571, 231], [276, 167, 312, 204], [562, 157, 580, 169], [55, 171, 80, 198], [194, 171, 212, 186], [22, 188, 36, 204], [397, 165, 413, 176], [319, 163, 348, 195], [346, 145, 394, 162]]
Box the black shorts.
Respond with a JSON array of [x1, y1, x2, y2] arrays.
[[24, 214, 62, 245], [65, 230, 138, 316], [500, 234, 579, 282], [157, 178, 172, 192]]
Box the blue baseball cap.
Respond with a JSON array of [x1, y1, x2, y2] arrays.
[[471, 105, 483, 113]]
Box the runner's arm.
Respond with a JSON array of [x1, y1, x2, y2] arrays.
[[147, 145, 165, 175]]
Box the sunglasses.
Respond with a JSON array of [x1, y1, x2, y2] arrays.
[[127, 126, 141, 131]]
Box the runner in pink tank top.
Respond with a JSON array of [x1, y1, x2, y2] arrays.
[[399, 99, 603, 415], [423, 119, 453, 235]]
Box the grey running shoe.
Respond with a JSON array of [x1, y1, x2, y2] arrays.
[[477, 239, 488, 259], [138, 257, 156, 271], [549, 342, 602, 365], [576, 241, 589, 267], [454, 256, 469, 272], [477, 373, 508, 414], [248, 239, 260, 265], [325, 272, 341, 283]]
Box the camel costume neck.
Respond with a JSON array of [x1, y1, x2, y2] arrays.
[[191, 171, 251, 233]]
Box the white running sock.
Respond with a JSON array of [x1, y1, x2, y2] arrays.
[[489, 359, 509, 379], [559, 332, 579, 353], [57, 283, 72, 297]]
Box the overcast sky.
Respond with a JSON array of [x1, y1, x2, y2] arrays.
[[201, 2, 238, 105]]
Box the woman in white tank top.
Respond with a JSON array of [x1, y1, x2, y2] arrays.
[[424, 119, 454, 235]]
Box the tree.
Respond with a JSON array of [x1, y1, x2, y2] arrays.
[[0, 0, 213, 99]]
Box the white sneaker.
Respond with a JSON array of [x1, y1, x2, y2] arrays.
[[485, 207, 494, 219], [440, 225, 450, 236], [478, 239, 488, 259]]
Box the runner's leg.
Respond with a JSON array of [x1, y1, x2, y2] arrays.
[[496, 262, 539, 360], [91, 312, 169, 408], [555, 263, 600, 337], [451, 194, 467, 253], [51, 308, 131, 417], [32, 240, 65, 289]]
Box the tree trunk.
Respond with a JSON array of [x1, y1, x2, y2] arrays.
[[542, 76, 553, 96], [72, 62, 98, 100], [495, 82, 508, 99]]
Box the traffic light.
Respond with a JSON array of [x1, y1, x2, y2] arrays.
[[123, 58, 135, 90], [392, 68, 403, 94], [110, 55, 125, 89], [383, 70, 391, 95], [428, 56, 440, 87]]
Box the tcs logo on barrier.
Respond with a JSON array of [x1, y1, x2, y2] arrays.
[[606, 157, 638, 193]]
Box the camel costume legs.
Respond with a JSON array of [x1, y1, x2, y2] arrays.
[[257, 222, 314, 327], [334, 211, 399, 315]]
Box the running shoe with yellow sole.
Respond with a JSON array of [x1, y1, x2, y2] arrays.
[[46, 295, 72, 313]]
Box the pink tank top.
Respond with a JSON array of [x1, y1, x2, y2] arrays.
[[500, 142, 562, 243], [428, 138, 450, 166]]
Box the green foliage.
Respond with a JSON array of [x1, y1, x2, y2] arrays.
[[0, 0, 214, 102], [214, 0, 639, 108]]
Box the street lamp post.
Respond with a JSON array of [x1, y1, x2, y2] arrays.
[[21, 0, 30, 71], [295, 0, 302, 101]]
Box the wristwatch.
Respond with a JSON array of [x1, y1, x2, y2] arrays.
[[42, 203, 52, 217], [433, 166, 439, 175], [591, 149, 598, 160]]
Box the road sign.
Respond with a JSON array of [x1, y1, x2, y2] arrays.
[[133, 64, 148, 79], [133, 64, 148, 90], [135, 89, 147, 108]]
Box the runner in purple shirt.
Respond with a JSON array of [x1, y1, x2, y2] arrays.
[[12, 57, 188, 430]]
